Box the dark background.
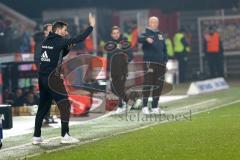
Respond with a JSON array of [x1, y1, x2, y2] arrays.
[[1, 0, 238, 19]]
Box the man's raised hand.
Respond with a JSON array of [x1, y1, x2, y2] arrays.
[[89, 13, 96, 28]]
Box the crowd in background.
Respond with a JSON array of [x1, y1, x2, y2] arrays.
[[0, 10, 226, 105], [2, 86, 39, 107], [0, 16, 140, 55], [0, 19, 192, 105], [0, 13, 34, 54]]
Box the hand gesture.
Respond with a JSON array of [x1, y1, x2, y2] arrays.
[[146, 37, 154, 44], [89, 13, 96, 28]]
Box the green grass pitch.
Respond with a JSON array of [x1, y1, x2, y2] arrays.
[[30, 102, 240, 160]]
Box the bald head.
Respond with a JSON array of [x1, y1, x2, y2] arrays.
[[148, 16, 159, 30]]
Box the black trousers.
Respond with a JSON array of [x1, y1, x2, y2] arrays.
[[142, 62, 166, 108], [34, 74, 71, 137], [35, 62, 51, 121], [175, 52, 187, 82], [207, 53, 224, 78], [111, 75, 128, 108]]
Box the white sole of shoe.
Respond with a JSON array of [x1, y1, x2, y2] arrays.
[[142, 112, 151, 115], [150, 112, 165, 115], [32, 140, 49, 145], [32, 142, 41, 145], [60, 140, 79, 144]]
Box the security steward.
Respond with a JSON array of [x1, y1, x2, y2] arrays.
[[173, 28, 190, 82], [204, 26, 224, 78]]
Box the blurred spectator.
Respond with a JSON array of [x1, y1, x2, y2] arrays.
[[33, 23, 52, 69], [28, 86, 38, 96], [22, 87, 30, 96], [173, 28, 190, 82], [3, 86, 40, 107], [97, 39, 105, 57], [20, 31, 31, 53], [2, 89, 14, 105], [84, 35, 94, 52], [165, 33, 175, 59], [24, 92, 38, 106], [204, 26, 224, 78], [122, 20, 139, 51], [13, 88, 24, 107], [130, 26, 139, 50], [185, 25, 192, 50], [0, 13, 33, 54]]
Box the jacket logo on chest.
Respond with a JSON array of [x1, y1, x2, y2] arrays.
[[158, 34, 164, 40], [41, 51, 51, 62]]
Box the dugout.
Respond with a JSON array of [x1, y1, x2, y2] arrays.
[[0, 54, 38, 95], [0, 53, 108, 115]]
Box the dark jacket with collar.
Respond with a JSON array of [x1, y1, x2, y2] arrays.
[[33, 31, 45, 64], [138, 28, 167, 63], [39, 26, 93, 75], [107, 35, 133, 76]]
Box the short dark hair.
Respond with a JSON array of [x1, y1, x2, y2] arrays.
[[52, 21, 68, 33], [43, 23, 52, 32], [112, 26, 121, 32]]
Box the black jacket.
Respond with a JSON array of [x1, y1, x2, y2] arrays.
[[33, 31, 45, 64], [107, 35, 133, 76], [138, 28, 167, 63], [39, 26, 93, 75]]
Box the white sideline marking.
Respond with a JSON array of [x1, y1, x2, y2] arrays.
[[0, 136, 60, 152], [192, 100, 240, 115], [24, 99, 240, 159], [170, 99, 217, 113], [3, 112, 114, 138], [1, 99, 240, 156], [3, 95, 188, 138], [158, 95, 189, 103]]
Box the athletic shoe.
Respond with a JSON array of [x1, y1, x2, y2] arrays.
[[32, 137, 49, 145], [133, 99, 142, 110], [61, 134, 79, 144], [114, 107, 126, 114], [142, 107, 151, 115], [114, 101, 130, 114], [151, 108, 165, 115]]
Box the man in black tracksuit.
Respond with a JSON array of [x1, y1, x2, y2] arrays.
[[106, 26, 133, 114], [33, 14, 95, 144], [138, 16, 167, 115]]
